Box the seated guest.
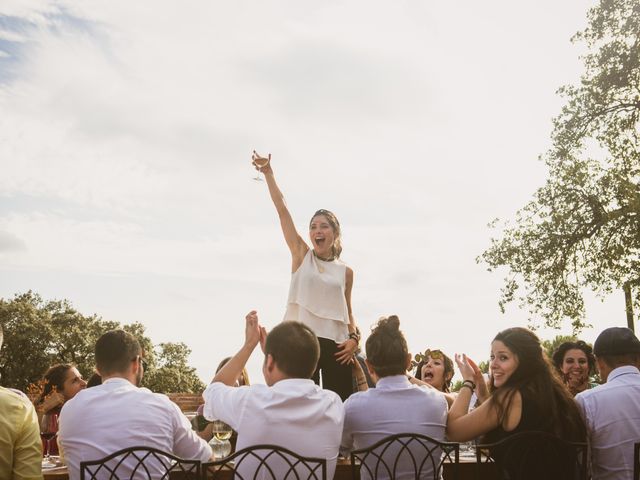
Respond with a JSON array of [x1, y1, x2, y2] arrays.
[[59, 330, 211, 479], [447, 327, 586, 445], [35, 363, 87, 456], [215, 356, 250, 387], [407, 348, 462, 408], [552, 340, 597, 396], [36, 363, 87, 414], [0, 324, 43, 480], [202, 311, 343, 479], [340, 315, 448, 480], [576, 327, 640, 480], [414, 348, 455, 392]]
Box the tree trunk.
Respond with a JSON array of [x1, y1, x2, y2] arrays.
[[624, 282, 634, 332]]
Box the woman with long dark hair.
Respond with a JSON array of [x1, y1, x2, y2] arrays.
[[252, 151, 359, 401], [446, 327, 586, 444], [35, 364, 86, 455], [36, 364, 87, 415]]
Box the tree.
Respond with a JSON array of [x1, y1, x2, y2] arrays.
[[541, 335, 578, 360], [144, 342, 205, 394], [480, 0, 640, 332], [0, 291, 203, 393]]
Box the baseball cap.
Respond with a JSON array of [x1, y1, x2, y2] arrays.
[[593, 327, 640, 356]]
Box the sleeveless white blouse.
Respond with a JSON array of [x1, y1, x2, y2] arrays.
[[284, 249, 350, 343]]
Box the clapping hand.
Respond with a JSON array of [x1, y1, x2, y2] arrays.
[[454, 353, 476, 382]]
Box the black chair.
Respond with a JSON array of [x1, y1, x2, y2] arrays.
[[349, 433, 459, 480], [80, 446, 201, 480], [201, 444, 326, 480], [634, 442, 640, 480], [475, 431, 587, 480]]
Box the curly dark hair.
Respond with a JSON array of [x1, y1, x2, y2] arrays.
[[551, 340, 596, 376], [413, 349, 454, 393]]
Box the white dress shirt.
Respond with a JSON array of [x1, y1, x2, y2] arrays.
[[59, 378, 211, 480], [203, 378, 344, 479], [341, 375, 448, 480], [576, 365, 640, 480]]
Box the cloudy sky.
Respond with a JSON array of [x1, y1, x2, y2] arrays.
[[1, 0, 625, 384]]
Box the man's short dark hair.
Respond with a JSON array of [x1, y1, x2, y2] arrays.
[[264, 322, 320, 379], [95, 330, 141, 376]]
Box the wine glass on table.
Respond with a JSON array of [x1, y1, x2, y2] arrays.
[[251, 151, 271, 181], [40, 411, 59, 468], [209, 420, 233, 459]]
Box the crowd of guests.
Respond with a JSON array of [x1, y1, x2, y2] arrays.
[[1, 313, 639, 480]]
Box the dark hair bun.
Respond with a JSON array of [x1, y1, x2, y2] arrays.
[[376, 315, 400, 333]]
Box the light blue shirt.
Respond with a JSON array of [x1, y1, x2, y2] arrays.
[[341, 375, 448, 480], [576, 365, 640, 480]]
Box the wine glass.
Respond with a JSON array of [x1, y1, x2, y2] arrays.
[[251, 151, 270, 181], [40, 411, 59, 468], [208, 420, 233, 459]]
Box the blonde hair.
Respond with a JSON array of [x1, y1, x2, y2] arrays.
[[310, 209, 342, 258]]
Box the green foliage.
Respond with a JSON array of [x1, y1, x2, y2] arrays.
[[541, 335, 578, 361], [477, 360, 489, 374], [0, 291, 204, 393], [450, 379, 464, 393], [479, 0, 640, 332], [144, 342, 205, 393]]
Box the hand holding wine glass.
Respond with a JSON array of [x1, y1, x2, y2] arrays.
[[251, 150, 272, 181], [40, 411, 59, 468], [209, 419, 233, 458]]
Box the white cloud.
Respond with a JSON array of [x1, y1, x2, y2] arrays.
[[2, 0, 618, 385]]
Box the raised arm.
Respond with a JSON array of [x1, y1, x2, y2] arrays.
[[252, 151, 308, 269]]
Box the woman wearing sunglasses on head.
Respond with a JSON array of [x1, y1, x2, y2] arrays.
[[252, 151, 359, 401]]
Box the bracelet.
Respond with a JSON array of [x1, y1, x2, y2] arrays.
[[460, 383, 474, 393], [462, 380, 476, 390], [348, 332, 361, 343]]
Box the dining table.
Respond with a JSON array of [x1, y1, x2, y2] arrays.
[[43, 454, 497, 480]]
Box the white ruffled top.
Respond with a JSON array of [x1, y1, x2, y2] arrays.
[[284, 249, 350, 343]]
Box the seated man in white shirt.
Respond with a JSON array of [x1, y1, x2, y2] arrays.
[[202, 311, 344, 479], [59, 329, 212, 480], [341, 315, 448, 480], [575, 327, 640, 480]]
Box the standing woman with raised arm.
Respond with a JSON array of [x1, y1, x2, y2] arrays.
[[252, 151, 359, 401]]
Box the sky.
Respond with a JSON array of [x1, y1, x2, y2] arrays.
[[0, 0, 628, 385]]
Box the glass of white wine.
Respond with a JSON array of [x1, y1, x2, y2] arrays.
[[251, 151, 270, 181], [209, 420, 233, 459]]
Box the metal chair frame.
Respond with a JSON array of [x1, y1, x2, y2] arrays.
[[201, 444, 326, 480], [475, 430, 588, 480], [349, 432, 460, 480], [79, 446, 201, 480], [634, 442, 640, 480]]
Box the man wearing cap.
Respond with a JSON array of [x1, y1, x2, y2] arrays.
[[575, 327, 640, 480]]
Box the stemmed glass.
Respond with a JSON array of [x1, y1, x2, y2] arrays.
[[209, 420, 233, 459], [40, 411, 59, 468], [251, 151, 270, 181]]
